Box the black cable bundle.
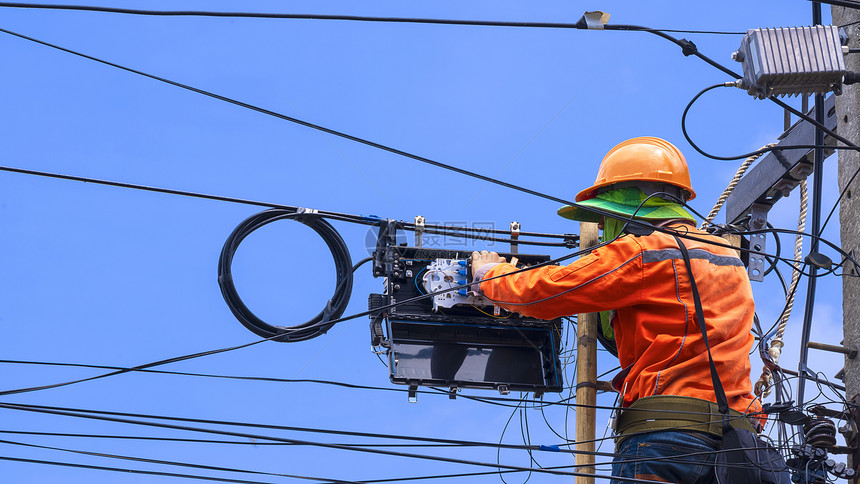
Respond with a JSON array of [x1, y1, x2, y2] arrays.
[[218, 209, 353, 342]]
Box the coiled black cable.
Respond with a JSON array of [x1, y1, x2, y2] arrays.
[[218, 209, 353, 342]]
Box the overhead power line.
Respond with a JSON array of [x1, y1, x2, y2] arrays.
[[0, 165, 572, 245], [0, 401, 587, 455], [0, 26, 817, 260], [0, 3, 746, 34], [0, 336, 271, 396], [0, 438, 346, 483], [0, 358, 412, 392], [0, 357, 602, 411], [0, 20, 746, 210], [0, 430, 477, 448], [0, 401, 758, 481], [0, 455, 276, 484], [0, 400, 774, 454], [0, 402, 638, 481], [0, 437, 581, 484], [0, 27, 576, 209]]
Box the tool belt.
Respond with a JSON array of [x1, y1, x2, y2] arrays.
[[615, 395, 759, 440]]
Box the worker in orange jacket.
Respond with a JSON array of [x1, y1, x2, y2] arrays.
[[471, 137, 778, 483]]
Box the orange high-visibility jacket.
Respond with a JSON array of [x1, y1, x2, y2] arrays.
[[479, 225, 760, 415]]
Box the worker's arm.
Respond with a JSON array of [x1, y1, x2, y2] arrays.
[[472, 237, 645, 320]]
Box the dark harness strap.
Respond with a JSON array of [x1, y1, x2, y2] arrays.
[[672, 235, 732, 426]]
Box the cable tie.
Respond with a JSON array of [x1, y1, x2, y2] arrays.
[[539, 444, 561, 452], [296, 207, 318, 217]]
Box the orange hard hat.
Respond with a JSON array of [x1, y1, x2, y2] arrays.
[[575, 137, 696, 202]]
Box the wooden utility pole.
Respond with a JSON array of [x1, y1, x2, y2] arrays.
[[833, 5, 860, 477], [575, 222, 600, 484]]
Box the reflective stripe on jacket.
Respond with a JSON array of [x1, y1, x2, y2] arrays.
[[479, 225, 760, 416]]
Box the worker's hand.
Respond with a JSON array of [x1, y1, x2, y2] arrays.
[[471, 250, 506, 279]]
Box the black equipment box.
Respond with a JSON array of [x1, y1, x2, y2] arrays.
[[369, 221, 564, 396]]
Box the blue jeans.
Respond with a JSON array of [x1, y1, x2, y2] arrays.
[[611, 431, 721, 484]]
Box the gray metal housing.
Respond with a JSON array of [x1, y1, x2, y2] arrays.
[[734, 25, 846, 99]]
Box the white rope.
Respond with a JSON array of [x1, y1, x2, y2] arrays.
[[692, 142, 806, 398], [700, 144, 776, 229], [754, 179, 807, 398]]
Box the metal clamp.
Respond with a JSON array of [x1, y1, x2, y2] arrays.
[[510, 221, 521, 254], [414, 215, 425, 248], [579, 10, 610, 30]]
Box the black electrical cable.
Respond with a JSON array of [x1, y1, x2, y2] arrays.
[[4, 160, 796, 267], [745, 226, 860, 277], [0, 23, 768, 225], [779, 367, 846, 393], [0, 402, 772, 478], [1, 8, 837, 258], [0, 430, 469, 448], [0, 438, 348, 483], [0, 401, 747, 457], [497, 396, 528, 484], [767, 95, 856, 148], [0, 359, 419, 393], [0, 337, 269, 397], [0, 456, 276, 484], [818, 146, 860, 236], [761, 222, 784, 281], [0, 27, 578, 211], [0, 402, 648, 481], [0, 358, 605, 409], [218, 208, 354, 342], [757, 270, 806, 354], [0, 165, 575, 247], [0, 241, 597, 398], [0, 3, 747, 35], [682, 83, 860, 161], [764, 254, 790, 295], [604, 24, 742, 78], [0, 186, 831, 399], [2, 26, 826, 257], [0, 165, 373, 223], [0, 402, 586, 455], [0, 4, 832, 457], [356, 466, 565, 484]]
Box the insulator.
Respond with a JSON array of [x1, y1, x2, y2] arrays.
[[804, 416, 837, 448]]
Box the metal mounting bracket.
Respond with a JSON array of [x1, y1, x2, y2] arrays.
[[748, 203, 768, 282], [510, 221, 521, 254], [414, 215, 425, 248]]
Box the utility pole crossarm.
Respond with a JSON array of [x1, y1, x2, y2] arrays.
[[726, 94, 838, 225]]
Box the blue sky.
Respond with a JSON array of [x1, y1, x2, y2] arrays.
[[0, 1, 851, 482]]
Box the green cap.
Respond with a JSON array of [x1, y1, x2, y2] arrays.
[[557, 187, 694, 223]]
